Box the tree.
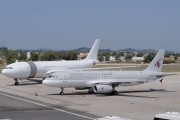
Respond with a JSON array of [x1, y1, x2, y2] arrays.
[[111, 52, 117, 56], [30, 52, 39, 61], [102, 52, 107, 56], [6, 51, 19, 64], [101, 52, 110, 61], [115, 53, 120, 60], [125, 54, 133, 61], [19, 52, 27, 61], [174, 55, 178, 60], [105, 54, 110, 61], [53, 52, 61, 60], [66, 51, 78, 60], [40, 51, 56, 61], [144, 53, 156, 63], [0, 59, 4, 65], [98, 54, 104, 62], [136, 52, 143, 57], [120, 52, 124, 56], [165, 53, 170, 57]]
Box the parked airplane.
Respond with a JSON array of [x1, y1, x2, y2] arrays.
[[2, 39, 100, 85], [43, 49, 168, 95]]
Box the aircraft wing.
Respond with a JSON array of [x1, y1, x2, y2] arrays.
[[85, 79, 141, 87], [45, 70, 67, 75]]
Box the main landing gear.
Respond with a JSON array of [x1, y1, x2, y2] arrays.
[[111, 90, 118, 95], [111, 86, 118, 95], [60, 87, 64, 95], [14, 78, 19, 85]]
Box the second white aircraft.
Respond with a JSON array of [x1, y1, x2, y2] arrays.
[[2, 39, 100, 85], [43, 50, 168, 95]]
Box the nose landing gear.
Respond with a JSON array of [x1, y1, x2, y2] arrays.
[[14, 78, 19, 85], [60, 87, 64, 95]]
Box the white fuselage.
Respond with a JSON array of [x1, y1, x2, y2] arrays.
[[2, 60, 95, 79], [43, 49, 166, 94], [43, 70, 161, 88]]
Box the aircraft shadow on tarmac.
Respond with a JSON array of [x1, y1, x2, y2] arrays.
[[47, 89, 175, 98], [116, 89, 175, 98], [7, 78, 42, 86]]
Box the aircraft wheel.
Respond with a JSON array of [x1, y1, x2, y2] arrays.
[[114, 91, 118, 95], [14, 82, 19, 85], [60, 92, 64, 95], [111, 91, 118, 95]]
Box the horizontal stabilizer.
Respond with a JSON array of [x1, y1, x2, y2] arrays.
[[155, 73, 178, 78]]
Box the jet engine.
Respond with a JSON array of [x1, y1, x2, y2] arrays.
[[88, 88, 94, 94], [93, 84, 113, 93]]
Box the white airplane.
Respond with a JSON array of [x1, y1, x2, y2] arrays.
[[2, 39, 100, 85], [43, 49, 169, 95]]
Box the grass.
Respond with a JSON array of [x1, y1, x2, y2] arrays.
[[161, 64, 180, 72]]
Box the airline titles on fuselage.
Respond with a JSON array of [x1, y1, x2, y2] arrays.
[[69, 72, 113, 78]]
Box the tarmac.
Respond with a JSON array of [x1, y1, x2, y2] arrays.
[[0, 73, 180, 120]]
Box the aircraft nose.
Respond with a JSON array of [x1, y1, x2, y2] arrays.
[[42, 80, 51, 86], [1, 69, 4, 74], [2, 69, 11, 77], [1, 69, 7, 76]]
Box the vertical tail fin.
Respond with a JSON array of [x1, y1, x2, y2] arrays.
[[85, 39, 100, 60], [145, 50, 165, 72]]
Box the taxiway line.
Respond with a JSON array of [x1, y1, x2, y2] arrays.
[[0, 92, 94, 120]]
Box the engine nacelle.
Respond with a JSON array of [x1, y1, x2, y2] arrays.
[[93, 84, 113, 93], [88, 88, 94, 94]]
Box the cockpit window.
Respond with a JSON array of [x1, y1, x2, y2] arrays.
[[48, 75, 52, 78], [9, 67, 13, 69], [48, 75, 57, 78], [4, 67, 13, 69]]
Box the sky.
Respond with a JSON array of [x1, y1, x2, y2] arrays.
[[0, 0, 180, 51]]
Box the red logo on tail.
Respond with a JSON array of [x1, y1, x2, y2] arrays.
[[159, 79, 163, 83], [155, 58, 162, 68]]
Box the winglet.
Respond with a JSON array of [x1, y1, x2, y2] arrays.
[[145, 49, 165, 72], [85, 39, 100, 60]]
